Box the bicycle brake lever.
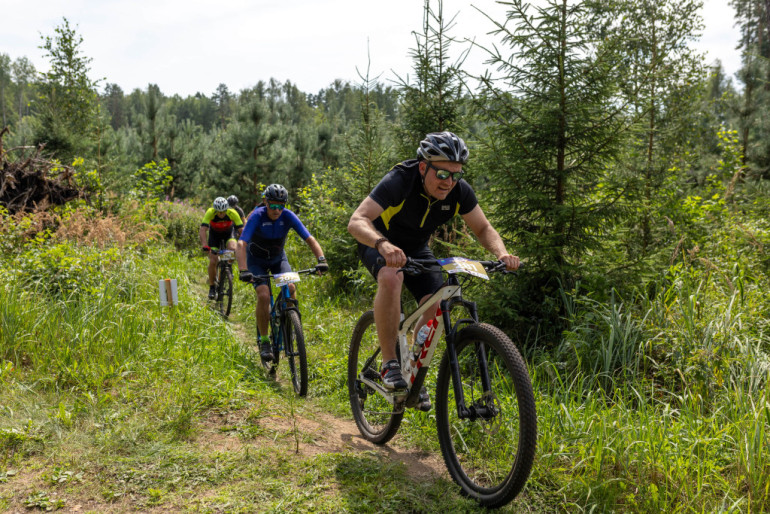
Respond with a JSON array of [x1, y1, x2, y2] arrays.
[[401, 258, 427, 276]]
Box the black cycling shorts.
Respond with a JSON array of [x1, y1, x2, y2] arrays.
[[246, 252, 292, 288], [207, 229, 236, 249], [358, 243, 443, 302]]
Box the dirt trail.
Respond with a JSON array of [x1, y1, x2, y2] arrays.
[[198, 393, 447, 480], [200, 279, 448, 479]]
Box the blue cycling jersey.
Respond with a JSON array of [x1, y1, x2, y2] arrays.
[[239, 206, 311, 259]]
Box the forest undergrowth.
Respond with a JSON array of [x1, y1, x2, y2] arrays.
[[1, 199, 769, 513]]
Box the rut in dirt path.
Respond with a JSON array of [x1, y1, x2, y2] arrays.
[[204, 277, 449, 480]]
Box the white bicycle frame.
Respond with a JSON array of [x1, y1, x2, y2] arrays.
[[398, 283, 461, 383], [358, 283, 460, 406], [358, 257, 492, 406]]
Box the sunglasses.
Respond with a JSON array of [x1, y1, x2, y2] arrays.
[[428, 162, 464, 182], [268, 203, 285, 211]]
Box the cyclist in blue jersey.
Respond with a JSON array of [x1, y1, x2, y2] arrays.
[[236, 184, 328, 362], [348, 132, 520, 409]]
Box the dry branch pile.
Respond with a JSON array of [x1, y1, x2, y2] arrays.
[[0, 127, 87, 213]]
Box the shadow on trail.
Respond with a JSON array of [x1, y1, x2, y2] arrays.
[[331, 451, 469, 513], [338, 432, 442, 478]]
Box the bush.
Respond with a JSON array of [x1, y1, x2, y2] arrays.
[[154, 199, 202, 253], [17, 241, 123, 297], [294, 171, 362, 289]]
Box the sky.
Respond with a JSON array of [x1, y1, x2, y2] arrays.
[[2, 0, 743, 98]]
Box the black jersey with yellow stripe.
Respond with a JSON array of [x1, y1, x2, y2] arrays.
[[369, 159, 477, 252]]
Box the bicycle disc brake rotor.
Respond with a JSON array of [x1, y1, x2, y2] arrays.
[[476, 391, 502, 436]]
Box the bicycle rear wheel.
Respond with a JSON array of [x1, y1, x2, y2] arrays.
[[435, 323, 536, 508], [284, 310, 308, 396], [216, 265, 233, 318], [347, 310, 403, 444]]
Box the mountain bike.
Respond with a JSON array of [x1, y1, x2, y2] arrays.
[[347, 257, 537, 508], [250, 267, 321, 396], [211, 248, 235, 318]]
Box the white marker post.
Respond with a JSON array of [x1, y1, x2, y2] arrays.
[[159, 278, 178, 307]]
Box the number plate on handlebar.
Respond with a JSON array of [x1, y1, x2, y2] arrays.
[[218, 250, 235, 261], [274, 272, 301, 287], [438, 257, 489, 279]]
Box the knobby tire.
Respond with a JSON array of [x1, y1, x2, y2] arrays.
[[284, 309, 308, 396], [216, 266, 233, 318], [347, 310, 403, 444], [435, 323, 537, 508]]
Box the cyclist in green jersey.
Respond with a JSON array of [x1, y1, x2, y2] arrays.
[[200, 197, 244, 299]]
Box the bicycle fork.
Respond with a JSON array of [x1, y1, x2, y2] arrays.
[[441, 298, 500, 421]]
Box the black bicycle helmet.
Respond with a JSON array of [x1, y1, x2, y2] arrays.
[[416, 131, 469, 164], [226, 195, 239, 207], [262, 184, 288, 203]]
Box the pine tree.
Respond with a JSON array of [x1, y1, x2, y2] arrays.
[[0, 53, 10, 127], [393, 0, 467, 157], [478, 0, 629, 276], [731, 0, 770, 177], [36, 18, 101, 159], [612, 0, 704, 252], [11, 57, 36, 123]]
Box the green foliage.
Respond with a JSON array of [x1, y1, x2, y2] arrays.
[[17, 242, 121, 297], [154, 199, 202, 253], [474, 0, 632, 335], [23, 491, 65, 511], [294, 171, 374, 295], [131, 159, 172, 199]]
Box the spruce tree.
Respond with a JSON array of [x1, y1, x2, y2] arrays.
[[474, 0, 631, 335], [394, 0, 467, 157]]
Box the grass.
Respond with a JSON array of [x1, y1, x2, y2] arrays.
[[1, 222, 770, 512]]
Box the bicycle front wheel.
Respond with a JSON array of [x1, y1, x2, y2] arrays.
[[216, 266, 233, 318], [347, 310, 403, 444], [283, 310, 308, 396], [435, 323, 536, 508]]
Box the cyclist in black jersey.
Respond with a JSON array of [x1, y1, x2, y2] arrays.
[[227, 195, 247, 231], [348, 131, 520, 406]]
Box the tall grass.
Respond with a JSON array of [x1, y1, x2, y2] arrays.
[[3, 201, 770, 511], [0, 244, 258, 449]]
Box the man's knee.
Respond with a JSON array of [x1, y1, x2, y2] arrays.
[[377, 267, 403, 293], [256, 286, 270, 304]]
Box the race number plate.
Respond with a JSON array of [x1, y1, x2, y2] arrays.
[[274, 272, 301, 287], [218, 250, 235, 261], [438, 257, 488, 279]]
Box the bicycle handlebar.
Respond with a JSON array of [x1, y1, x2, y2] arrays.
[[376, 257, 520, 275], [245, 267, 322, 283]]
